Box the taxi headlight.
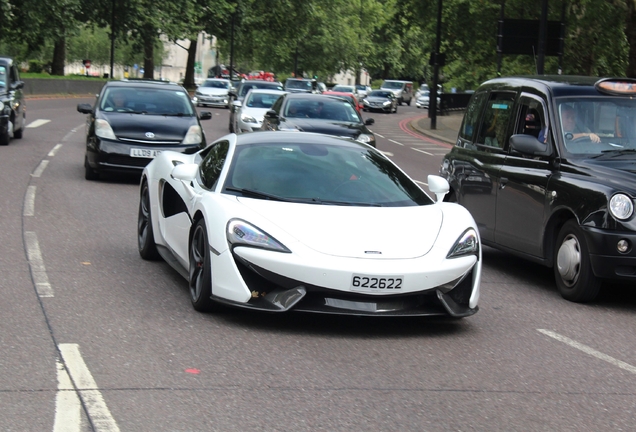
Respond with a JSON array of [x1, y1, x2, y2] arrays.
[[356, 133, 374, 144], [609, 193, 634, 220], [95, 119, 116, 140], [182, 125, 202, 145], [227, 219, 290, 253], [447, 228, 479, 258]]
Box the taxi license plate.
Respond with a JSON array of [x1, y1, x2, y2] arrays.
[[130, 148, 162, 158], [351, 274, 403, 292]]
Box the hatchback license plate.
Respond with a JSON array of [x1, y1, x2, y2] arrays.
[[351, 274, 403, 291], [130, 148, 162, 158]]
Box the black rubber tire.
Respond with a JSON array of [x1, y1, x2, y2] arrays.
[[189, 219, 219, 312], [84, 156, 100, 180], [406, 98, 412, 106], [553, 220, 601, 302], [393, 105, 398, 113], [0, 121, 10, 145], [138, 181, 161, 260], [13, 116, 23, 139], [229, 115, 235, 133]]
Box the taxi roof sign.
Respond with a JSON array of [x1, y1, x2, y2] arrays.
[[595, 78, 636, 96]]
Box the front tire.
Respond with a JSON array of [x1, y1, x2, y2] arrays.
[[84, 156, 99, 180], [138, 181, 160, 260], [189, 219, 219, 312], [554, 220, 601, 302]]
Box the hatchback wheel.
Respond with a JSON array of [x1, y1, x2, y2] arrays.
[[554, 220, 601, 302]]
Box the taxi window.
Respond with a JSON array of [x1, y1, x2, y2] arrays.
[[458, 92, 487, 142], [476, 92, 515, 148], [515, 96, 547, 143]]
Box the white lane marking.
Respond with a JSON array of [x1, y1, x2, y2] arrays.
[[24, 231, 53, 297], [388, 139, 404, 146], [414, 180, 428, 186], [375, 133, 385, 138], [24, 185, 36, 217], [380, 151, 394, 157], [26, 119, 51, 128], [413, 148, 433, 156], [54, 360, 81, 432], [538, 329, 636, 375], [32, 160, 49, 177], [49, 144, 63, 157], [59, 344, 121, 431], [62, 124, 84, 142]]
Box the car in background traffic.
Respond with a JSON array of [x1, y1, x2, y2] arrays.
[[356, 84, 372, 98], [440, 75, 636, 302], [415, 89, 441, 110], [232, 89, 286, 133], [380, 80, 413, 106], [260, 93, 376, 147], [194, 78, 231, 108], [362, 90, 398, 113], [284, 78, 315, 93], [0, 56, 26, 145], [331, 84, 358, 96], [138, 131, 481, 317], [77, 79, 211, 180], [322, 90, 363, 113], [228, 80, 284, 132]]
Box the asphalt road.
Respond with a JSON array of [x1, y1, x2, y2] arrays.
[[1, 97, 635, 431]]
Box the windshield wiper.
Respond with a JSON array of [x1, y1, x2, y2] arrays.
[[160, 112, 188, 117], [309, 197, 382, 207], [591, 148, 636, 159], [225, 187, 296, 202]]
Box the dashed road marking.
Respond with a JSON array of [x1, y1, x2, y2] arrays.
[[54, 360, 82, 432], [58, 344, 121, 431], [24, 186, 36, 217], [538, 329, 636, 375], [25, 231, 53, 297], [413, 148, 434, 156], [388, 139, 404, 146], [32, 160, 49, 177], [27, 119, 51, 128], [49, 144, 63, 157]]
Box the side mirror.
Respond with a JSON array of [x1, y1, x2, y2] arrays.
[[232, 100, 242, 108], [199, 111, 212, 120], [364, 118, 374, 126], [264, 109, 278, 119], [510, 134, 552, 157], [171, 163, 198, 182], [427, 175, 449, 203], [10, 81, 24, 90], [77, 103, 93, 114]]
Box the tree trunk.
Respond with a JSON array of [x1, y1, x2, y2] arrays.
[[143, 25, 155, 79], [51, 37, 66, 76], [626, 0, 636, 77], [183, 38, 197, 90]]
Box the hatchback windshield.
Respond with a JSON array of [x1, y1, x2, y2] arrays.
[[244, 92, 280, 109], [225, 141, 433, 206], [557, 97, 636, 156], [201, 80, 229, 89], [100, 87, 195, 116], [369, 90, 393, 98], [381, 81, 404, 90], [284, 98, 360, 122], [285, 79, 312, 90], [240, 82, 284, 97]]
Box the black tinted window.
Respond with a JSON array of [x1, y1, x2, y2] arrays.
[[199, 140, 229, 190], [458, 92, 487, 141], [476, 92, 516, 148]]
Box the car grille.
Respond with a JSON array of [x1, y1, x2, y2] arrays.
[[119, 137, 182, 145]]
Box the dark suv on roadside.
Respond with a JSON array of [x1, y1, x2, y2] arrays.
[[77, 79, 211, 180], [440, 76, 636, 302], [0, 56, 26, 145]]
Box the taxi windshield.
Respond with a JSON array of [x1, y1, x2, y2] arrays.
[[0, 66, 6, 88], [557, 97, 636, 156]]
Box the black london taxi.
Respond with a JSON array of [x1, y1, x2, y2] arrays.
[[0, 56, 26, 145], [440, 75, 636, 302]]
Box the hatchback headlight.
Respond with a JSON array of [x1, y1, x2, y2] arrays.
[[182, 125, 202, 145], [447, 228, 479, 258], [227, 219, 290, 253], [356, 133, 374, 144], [241, 113, 257, 124], [609, 193, 634, 220], [382, 101, 390, 106], [95, 119, 116, 140]]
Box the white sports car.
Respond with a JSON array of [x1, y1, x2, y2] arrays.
[[138, 132, 482, 317]]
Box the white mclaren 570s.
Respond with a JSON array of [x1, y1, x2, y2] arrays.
[[137, 131, 481, 317]]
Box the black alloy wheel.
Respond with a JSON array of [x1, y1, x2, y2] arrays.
[[138, 181, 161, 260], [553, 220, 601, 302], [189, 219, 218, 312]]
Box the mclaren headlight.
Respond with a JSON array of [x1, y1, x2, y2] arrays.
[[182, 125, 202, 145], [447, 228, 479, 259], [609, 193, 634, 220], [227, 219, 290, 253], [356, 133, 375, 145], [95, 119, 116, 140]]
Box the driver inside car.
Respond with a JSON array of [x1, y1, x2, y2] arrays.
[[105, 90, 129, 112], [561, 104, 601, 143]]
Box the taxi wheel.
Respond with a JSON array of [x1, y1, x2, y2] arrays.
[[138, 181, 160, 260], [0, 121, 10, 145], [189, 219, 220, 312], [553, 220, 601, 302], [14, 117, 23, 139]]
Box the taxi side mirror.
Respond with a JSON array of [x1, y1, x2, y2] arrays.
[[510, 134, 553, 157]]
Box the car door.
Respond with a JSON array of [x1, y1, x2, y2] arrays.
[[453, 91, 516, 243], [495, 93, 554, 258]]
